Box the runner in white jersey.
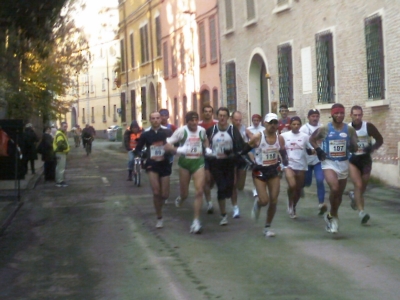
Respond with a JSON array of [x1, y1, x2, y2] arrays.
[[165, 111, 211, 234], [348, 105, 383, 225], [242, 113, 288, 237], [299, 109, 327, 215], [246, 114, 266, 201], [281, 116, 311, 219]]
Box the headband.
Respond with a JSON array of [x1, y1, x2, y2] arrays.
[[331, 107, 345, 115]]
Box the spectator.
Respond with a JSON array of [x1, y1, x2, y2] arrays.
[[39, 126, 56, 181], [22, 123, 39, 175], [53, 122, 70, 187]]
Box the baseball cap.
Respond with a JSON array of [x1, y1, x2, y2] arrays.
[[264, 113, 278, 123], [159, 109, 169, 116], [307, 109, 320, 117]]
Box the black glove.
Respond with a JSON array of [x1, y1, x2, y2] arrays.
[[306, 148, 313, 155], [315, 147, 326, 161], [224, 149, 233, 156], [363, 145, 372, 154]]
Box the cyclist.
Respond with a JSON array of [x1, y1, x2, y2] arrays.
[[124, 121, 142, 181], [134, 112, 173, 229], [82, 124, 95, 153], [165, 111, 211, 234]]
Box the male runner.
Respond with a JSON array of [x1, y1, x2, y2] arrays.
[[278, 104, 291, 134]]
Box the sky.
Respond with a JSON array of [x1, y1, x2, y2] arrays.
[[74, 0, 119, 45]]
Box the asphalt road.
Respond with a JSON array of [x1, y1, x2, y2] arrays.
[[0, 139, 399, 300]]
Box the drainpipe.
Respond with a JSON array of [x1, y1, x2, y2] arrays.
[[148, 0, 155, 78]]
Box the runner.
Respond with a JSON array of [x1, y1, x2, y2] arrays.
[[164, 111, 210, 234], [159, 108, 177, 133], [299, 109, 327, 215], [134, 112, 173, 229], [198, 105, 218, 214], [230, 111, 249, 218], [348, 105, 383, 224], [206, 107, 244, 226], [281, 116, 310, 219], [278, 104, 291, 134], [309, 103, 358, 233], [123, 121, 142, 181], [246, 113, 288, 237]]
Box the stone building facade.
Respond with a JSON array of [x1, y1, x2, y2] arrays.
[[218, 0, 400, 186]]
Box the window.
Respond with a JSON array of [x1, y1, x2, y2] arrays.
[[365, 14, 385, 100], [140, 24, 149, 63], [209, 16, 217, 63], [174, 97, 179, 126], [131, 90, 136, 121], [141, 87, 147, 120], [212, 88, 218, 110], [120, 39, 126, 72], [180, 33, 185, 72], [91, 107, 95, 123], [121, 92, 126, 122], [183, 95, 187, 118], [113, 105, 117, 122], [315, 31, 335, 104], [103, 106, 106, 122], [199, 22, 206, 66], [155, 16, 161, 57], [171, 40, 177, 76], [192, 93, 197, 113], [278, 44, 293, 107], [82, 108, 85, 124], [246, 0, 256, 21], [226, 62, 237, 112], [225, 0, 233, 30], [130, 32, 135, 68], [163, 42, 169, 78]]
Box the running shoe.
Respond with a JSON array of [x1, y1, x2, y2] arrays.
[[349, 191, 356, 210], [190, 219, 202, 234], [318, 203, 328, 216], [330, 217, 339, 233], [251, 198, 260, 221], [324, 213, 333, 233], [359, 211, 370, 225], [164, 199, 169, 205], [263, 227, 276, 237], [156, 218, 163, 229], [220, 215, 228, 226], [175, 196, 182, 208], [232, 205, 240, 218], [56, 181, 68, 187], [206, 201, 214, 214], [289, 206, 297, 219]]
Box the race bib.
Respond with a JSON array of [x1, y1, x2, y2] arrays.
[[150, 144, 165, 161], [261, 149, 278, 166], [329, 140, 346, 158], [356, 136, 369, 155], [186, 137, 202, 158]]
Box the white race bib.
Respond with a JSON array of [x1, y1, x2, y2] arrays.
[[150, 145, 165, 161], [261, 149, 278, 166], [186, 137, 202, 158], [329, 140, 346, 158]]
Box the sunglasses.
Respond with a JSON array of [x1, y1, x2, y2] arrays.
[[268, 120, 278, 125]]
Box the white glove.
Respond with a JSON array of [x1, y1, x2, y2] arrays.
[[176, 146, 187, 155], [205, 147, 213, 156]]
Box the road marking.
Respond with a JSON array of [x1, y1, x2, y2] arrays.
[[102, 177, 110, 186]]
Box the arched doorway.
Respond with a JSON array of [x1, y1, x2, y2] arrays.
[[249, 54, 269, 119]]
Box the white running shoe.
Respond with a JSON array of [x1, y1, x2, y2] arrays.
[[324, 213, 333, 232], [330, 217, 339, 233], [251, 198, 261, 221], [252, 188, 258, 197], [190, 219, 202, 234], [263, 227, 276, 237], [156, 218, 163, 229], [232, 205, 240, 218], [359, 211, 370, 225], [206, 201, 214, 214], [220, 215, 228, 226], [349, 191, 356, 210], [175, 196, 182, 208], [318, 203, 328, 216]]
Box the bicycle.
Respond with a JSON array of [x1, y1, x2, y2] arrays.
[[83, 137, 93, 156], [133, 147, 146, 186]]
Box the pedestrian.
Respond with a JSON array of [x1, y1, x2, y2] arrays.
[[39, 126, 56, 181], [134, 112, 173, 229], [159, 108, 177, 133], [348, 105, 383, 224], [82, 124, 95, 151], [165, 111, 211, 234], [53, 121, 70, 187], [206, 107, 244, 226], [22, 123, 39, 175], [277, 104, 291, 134], [123, 121, 142, 181], [281, 116, 310, 219], [309, 104, 358, 233], [299, 109, 327, 215], [198, 105, 218, 214], [246, 113, 288, 237], [231, 111, 249, 218]]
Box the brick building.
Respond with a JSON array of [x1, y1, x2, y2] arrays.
[[218, 0, 400, 186]]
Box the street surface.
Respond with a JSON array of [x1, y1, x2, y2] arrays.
[[0, 139, 399, 300]]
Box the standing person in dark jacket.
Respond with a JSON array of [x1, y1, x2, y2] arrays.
[[133, 112, 173, 229], [40, 126, 56, 181], [22, 123, 39, 175], [124, 121, 142, 181], [206, 107, 244, 226]]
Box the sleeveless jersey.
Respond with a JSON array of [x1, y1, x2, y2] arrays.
[[178, 126, 205, 159], [322, 123, 350, 161], [254, 131, 280, 167], [349, 121, 371, 156], [210, 125, 234, 159]]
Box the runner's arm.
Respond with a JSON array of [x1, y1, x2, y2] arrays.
[[367, 122, 383, 152]]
